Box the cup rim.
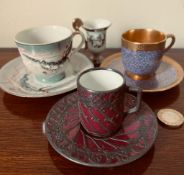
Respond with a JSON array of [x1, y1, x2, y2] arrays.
[[122, 28, 167, 45], [82, 19, 111, 31], [77, 68, 125, 93], [15, 25, 72, 46]]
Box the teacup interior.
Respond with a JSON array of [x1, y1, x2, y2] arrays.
[[15, 26, 72, 45], [79, 69, 124, 91], [122, 29, 166, 43], [83, 19, 111, 30]]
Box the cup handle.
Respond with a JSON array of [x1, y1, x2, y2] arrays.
[[72, 18, 88, 50], [72, 18, 83, 31], [68, 30, 85, 57], [164, 34, 175, 53], [125, 87, 142, 115]]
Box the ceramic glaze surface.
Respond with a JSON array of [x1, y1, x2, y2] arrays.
[[15, 25, 85, 83], [83, 19, 111, 54], [79, 69, 124, 91], [44, 92, 158, 167], [0, 52, 94, 97], [121, 29, 175, 79], [100, 53, 184, 92], [17, 39, 72, 82], [83, 19, 111, 30], [121, 47, 163, 75], [15, 25, 72, 45], [86, 31, 106, 53]]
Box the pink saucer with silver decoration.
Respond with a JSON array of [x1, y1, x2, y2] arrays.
[[44, 91, 158, 167]]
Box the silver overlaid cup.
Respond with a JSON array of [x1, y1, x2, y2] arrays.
[[77, 68, 142, 137], [15, 25, 85, 83]]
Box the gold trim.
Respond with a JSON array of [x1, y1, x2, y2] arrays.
[[100, 52, 184, 92], [122, 39, 165, 51], [125, 71, 154, 81], [72, 18, 83, 31], [122, 29, 167, 51]]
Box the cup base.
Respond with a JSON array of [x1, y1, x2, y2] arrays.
[[126, 71, 155, 81], [80, 123, 122, 139], [35, 72, 65, 84]]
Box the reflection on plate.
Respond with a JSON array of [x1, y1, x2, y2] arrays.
[[44, 92, 158, 167], [0, 52, 93, 97], [101, 53, 184, 92]]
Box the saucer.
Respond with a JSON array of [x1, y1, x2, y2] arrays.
[[0, 52, 93, 97], [101, 53, 184, 92], [44, 91, 158, 167]]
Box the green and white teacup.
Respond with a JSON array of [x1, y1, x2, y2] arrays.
[[15, 25, 85, 83]]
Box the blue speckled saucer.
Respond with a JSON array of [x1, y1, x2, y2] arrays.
[[101, 53, 184, 92]]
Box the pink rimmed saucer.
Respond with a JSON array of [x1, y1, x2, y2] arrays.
[[44, 91, 158, 167], [101, 53, 184, 92]]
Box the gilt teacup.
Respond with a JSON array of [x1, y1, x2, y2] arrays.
[[121, 29, 175, 80]]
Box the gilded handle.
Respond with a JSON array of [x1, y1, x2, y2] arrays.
[[72, 18, 83, 31], [164, 34, 175, 53], [72, 18, 88, 50]]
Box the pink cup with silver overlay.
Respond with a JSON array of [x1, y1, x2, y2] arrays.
[[77, 68, 142, 137]]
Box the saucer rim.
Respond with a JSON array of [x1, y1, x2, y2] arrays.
[[44, 91, 158, 167], [0, 52, 94, 98], [100, 52, 184, 92]]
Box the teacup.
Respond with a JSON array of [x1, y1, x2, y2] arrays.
[[77, 68, 142, 137], [82, 18, 111, 54], [121, 28, 175, 80], [72, 18, 111, 66], [15, 25, 85, 83]]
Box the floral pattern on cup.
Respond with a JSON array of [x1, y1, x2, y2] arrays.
[[87, 31, 106, 53]]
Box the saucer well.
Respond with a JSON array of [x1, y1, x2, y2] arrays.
[[0, 52, 93, 97], [44, 91, 158, 167], [101, 53, 184, 92]]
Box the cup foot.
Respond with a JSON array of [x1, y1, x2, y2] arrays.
[[35, 72, 65, 84], [126, 71, 155, 81], [92, 53, 104, 67]]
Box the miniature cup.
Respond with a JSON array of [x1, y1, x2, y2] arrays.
[[15, 25, 85, 83], [77, 68, 142, 137], [121, 28, 175, 80], [72, 18, 111, 66], [82, 19, 111, 54]]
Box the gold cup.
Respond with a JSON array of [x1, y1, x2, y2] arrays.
[[121, 29, 175, 80]]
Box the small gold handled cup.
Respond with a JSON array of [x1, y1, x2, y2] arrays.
[[121, 28, 175, 80]]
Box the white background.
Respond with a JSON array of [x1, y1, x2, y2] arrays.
[[0, 0, 184, 48]]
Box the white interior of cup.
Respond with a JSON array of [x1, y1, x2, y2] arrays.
[[79, 69, 124, 91], [83, 19, 111, 30], [15, 25, 72, 45]]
